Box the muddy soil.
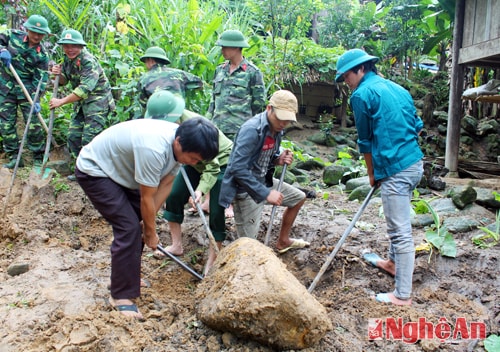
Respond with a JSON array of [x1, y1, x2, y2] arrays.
[[0, 123, 499, 352]]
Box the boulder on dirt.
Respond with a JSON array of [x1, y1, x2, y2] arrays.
[[195, 237, 332, 350]]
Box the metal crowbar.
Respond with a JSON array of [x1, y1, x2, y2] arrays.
[[156, 244, 203, 280], [179, 167, 220, 254], [264, 163, 288, 246], [308, 185, 377, 293]]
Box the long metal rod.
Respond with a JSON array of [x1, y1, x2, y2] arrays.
[[264, 163, 288, 246], [2, 78, 44, 216], [8, 63, 49, 133], [40, 74, 60, 173], [156, 244, 203, 280], [308, 185, 377, 293], [179, 167, 219, 254]]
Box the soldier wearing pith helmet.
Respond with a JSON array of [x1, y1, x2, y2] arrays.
[[49, 29, 115, 180], [206, 29, 266, 141], [0, 14, 51, 168], [134, 45, 202, 119]]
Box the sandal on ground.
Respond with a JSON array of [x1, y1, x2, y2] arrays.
[[105, 297, 144, 321], [277, 238, 310, 254], [374, 293, 412, 306], [362, 252, 395, 277]]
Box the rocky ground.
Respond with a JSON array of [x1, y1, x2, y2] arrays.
[[0, 124, 499, 352]]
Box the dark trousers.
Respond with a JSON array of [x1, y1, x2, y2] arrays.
[[75, 167, 142, 299], [163, 165, 227, 241]]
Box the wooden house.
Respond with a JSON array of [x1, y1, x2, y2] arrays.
[[447, 0, 500, 176]]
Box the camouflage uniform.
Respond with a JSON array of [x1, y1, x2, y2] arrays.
[[0, 29, 48, 159], [206, 58, 265, 139], [60, 49, 115, 159], [135, 64, 202, 118]]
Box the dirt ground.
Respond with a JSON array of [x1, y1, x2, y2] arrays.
[[0, 123, 499, 352]]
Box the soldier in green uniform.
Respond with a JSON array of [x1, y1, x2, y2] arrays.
[[204, 30, 266, 216], [49, 29, 115, 179], [134, 46, 202, 118], [206, 30, 266, 141], [0, 15, 50, 168]]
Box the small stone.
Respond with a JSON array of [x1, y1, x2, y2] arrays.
[[7, 262, 30, 276]]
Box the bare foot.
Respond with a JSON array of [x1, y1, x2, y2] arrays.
[[153, 245, 183, 258], [376, 259, 396, 276], [108, 297, 144, 320]]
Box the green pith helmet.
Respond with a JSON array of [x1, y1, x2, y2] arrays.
[[23, 15, 51, 35], [57, 29, 87, 46], [145, 90, 185, 122], [140, 46, 170, 64], [335, 49, 379, 82], [216, 30, 249, 48]]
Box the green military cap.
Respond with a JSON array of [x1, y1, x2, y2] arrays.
[[335, 49, 378, 83], [140, 46, 170, 64], [23, 15, 51, 35], [216, 30, 249, 48], [145, 90, 185, 122], [57, 29, 87, 46]]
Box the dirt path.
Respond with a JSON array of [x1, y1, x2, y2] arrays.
[[0, 170, 498, 351], [0, 123, 498, 351]]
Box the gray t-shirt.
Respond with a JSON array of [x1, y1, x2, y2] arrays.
[[76, 119, 180, 189]]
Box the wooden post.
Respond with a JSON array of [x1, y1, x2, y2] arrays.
[[445, 0, 466, 177]]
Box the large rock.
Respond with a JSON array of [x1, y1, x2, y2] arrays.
[[195, 237, 332, 350]]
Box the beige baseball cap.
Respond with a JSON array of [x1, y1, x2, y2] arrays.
[[269, 90, 298, 122]]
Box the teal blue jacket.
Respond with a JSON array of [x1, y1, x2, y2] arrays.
[[350, 71, 423, 180]]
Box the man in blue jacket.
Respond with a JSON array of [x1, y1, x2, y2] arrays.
[[335, 49, 424, 306], [219, 90, 309, 253]]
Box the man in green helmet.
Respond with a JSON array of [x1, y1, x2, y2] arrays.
[[133, 46, 202, 119], [207, 30, 266, 140], [49, 29, 115, 180], [204, 30, 266, 216], [144, 90, 233, 276], [0, 14, 50, 168]]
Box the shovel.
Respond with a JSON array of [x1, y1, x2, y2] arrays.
[[179, 167, 220, 254], [307, 185, 377, 293], [264, 163, 288, 246], [37, 74, 60, 178], [2, 78, 44, 216]]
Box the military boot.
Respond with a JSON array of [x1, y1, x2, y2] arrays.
[[3, 156, 24, 169]]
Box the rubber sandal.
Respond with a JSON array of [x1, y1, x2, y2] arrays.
[[277, 238, 310, 254], [105, 297, 145, 321], [375, 293, 412, 306]]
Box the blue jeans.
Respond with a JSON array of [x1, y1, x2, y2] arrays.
[[380, 159, 423, 299]]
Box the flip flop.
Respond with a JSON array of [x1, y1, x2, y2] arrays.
[[375, 293, 412, 306], [105, 297, 145, 321], [277, 238, 310, 254], [362, 252, 395, 277]]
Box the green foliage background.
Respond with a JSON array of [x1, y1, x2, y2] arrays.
[[1, 0, 456, 135]]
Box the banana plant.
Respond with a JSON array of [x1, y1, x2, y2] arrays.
[[40, 0, 92, 31]]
